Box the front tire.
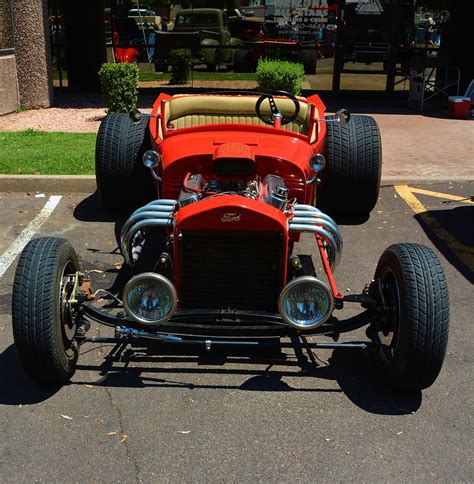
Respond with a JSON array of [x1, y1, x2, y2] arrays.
[[319, 115, 382, 217], [206, 51, 220, 72], [12, 237, 81, 384], [95, 114, 155, 212], [371, 243, 449, 391]]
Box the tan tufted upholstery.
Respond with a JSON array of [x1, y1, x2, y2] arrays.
[[164, 95, 311, 134]]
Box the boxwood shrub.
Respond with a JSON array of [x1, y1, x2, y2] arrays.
[[99, 62, 139, 113], [256, 59, 305, 96], [170, 49, 192, 85]]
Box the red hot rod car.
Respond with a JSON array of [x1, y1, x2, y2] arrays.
[[12, 91, 449, 391]]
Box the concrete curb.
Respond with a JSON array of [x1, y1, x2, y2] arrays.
[[0, 175, 97, 193], [380, 176, 474, 186], [0, 174, 472, 194]]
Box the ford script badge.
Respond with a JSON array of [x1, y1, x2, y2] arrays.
[[221, 213, 241, 222]]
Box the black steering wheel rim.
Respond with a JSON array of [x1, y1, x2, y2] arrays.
[[255, 90, 300, 126]]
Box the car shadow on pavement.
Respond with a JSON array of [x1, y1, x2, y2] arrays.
[[74, 346, 339, 394], [0, 345, 62, 405], [331, 213, 370, 226], [414, 205, 474, 284], [330, 349, 421, 415], [73, 341, 421, 415], [73, 192, 118, 223], [73, 193, 178, 322]]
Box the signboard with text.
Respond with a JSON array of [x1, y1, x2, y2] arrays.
[[271, 0, 339, 39]]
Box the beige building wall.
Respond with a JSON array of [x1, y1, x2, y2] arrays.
[[11, 0, 53, 109]]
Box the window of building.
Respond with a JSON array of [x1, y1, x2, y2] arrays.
[[0, 0, 14, 52]]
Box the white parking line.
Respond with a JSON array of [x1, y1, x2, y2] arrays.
[[0, 195, 62, 278]]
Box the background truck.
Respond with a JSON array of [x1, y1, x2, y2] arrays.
[[153, 8, 242, 72], [229, 17, 318, 74]]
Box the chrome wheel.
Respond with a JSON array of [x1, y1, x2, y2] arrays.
[[59, 261, 79, 344], [376, 267, 400, 361]]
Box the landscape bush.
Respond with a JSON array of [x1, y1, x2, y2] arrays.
[[99, 63, 139, 113], [256, 59, 305, 96], [170, 49, 192, 85]]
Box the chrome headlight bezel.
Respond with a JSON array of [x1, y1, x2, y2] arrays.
[[278, 276, 334, 330], [142, 150, 161, 169], [123, 272, 177, 326], [309, 153, 326, 172]]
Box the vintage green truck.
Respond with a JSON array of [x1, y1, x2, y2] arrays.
[[154, 8, 242, 72]]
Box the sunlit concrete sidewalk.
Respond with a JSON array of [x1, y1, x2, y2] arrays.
[[373, 113, 473, 180]]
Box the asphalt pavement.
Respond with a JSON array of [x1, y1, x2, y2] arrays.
[[0, 182, 473, 482]]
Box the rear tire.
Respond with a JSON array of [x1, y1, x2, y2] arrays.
[[12, 237, 81, 384], [95, 114, 155, 212], [206, 51, 220, 72], [233, 49, 251, 72], [300, 49, 317, 74], [319, 114, 382, 217], [154, 62, 168, 73], [371, 243, 449, 391]]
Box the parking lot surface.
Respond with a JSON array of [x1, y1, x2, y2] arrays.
[[0, 182, 473, 482]]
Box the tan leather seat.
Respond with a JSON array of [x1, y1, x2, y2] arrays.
[[164, 95, 311, 134]]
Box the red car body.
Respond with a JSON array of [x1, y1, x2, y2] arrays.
[[11, 90, 450, 394], [146, 93, 332, 303], [112, 28, 140, 64], [114, 46, 140, 63], [149, 93, 326, 200]]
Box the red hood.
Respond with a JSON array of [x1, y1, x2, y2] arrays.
[[158, 130, 316, 202]]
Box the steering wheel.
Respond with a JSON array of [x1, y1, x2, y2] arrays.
[[255, 90, 300, 126]]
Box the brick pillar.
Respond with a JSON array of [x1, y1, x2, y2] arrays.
[[11, 0, 53, 108]]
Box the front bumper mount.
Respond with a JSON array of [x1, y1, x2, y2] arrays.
[[79, 295, 379, 351]]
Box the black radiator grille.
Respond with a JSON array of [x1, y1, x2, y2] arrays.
[[179, 230, 283, 310]]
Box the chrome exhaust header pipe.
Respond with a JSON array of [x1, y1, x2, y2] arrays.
[[120, 199, 177, 265], [288, 204, 343, 269], [291, 217, 342, 252]]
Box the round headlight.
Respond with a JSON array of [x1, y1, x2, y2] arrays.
[[278, 276, 333, 330], [309, 153, 326, 172], [143, 150, 160, 169], [123, 273, 177, 325]]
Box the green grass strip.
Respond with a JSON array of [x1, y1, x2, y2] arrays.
[[0, 130, 96, 175]]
